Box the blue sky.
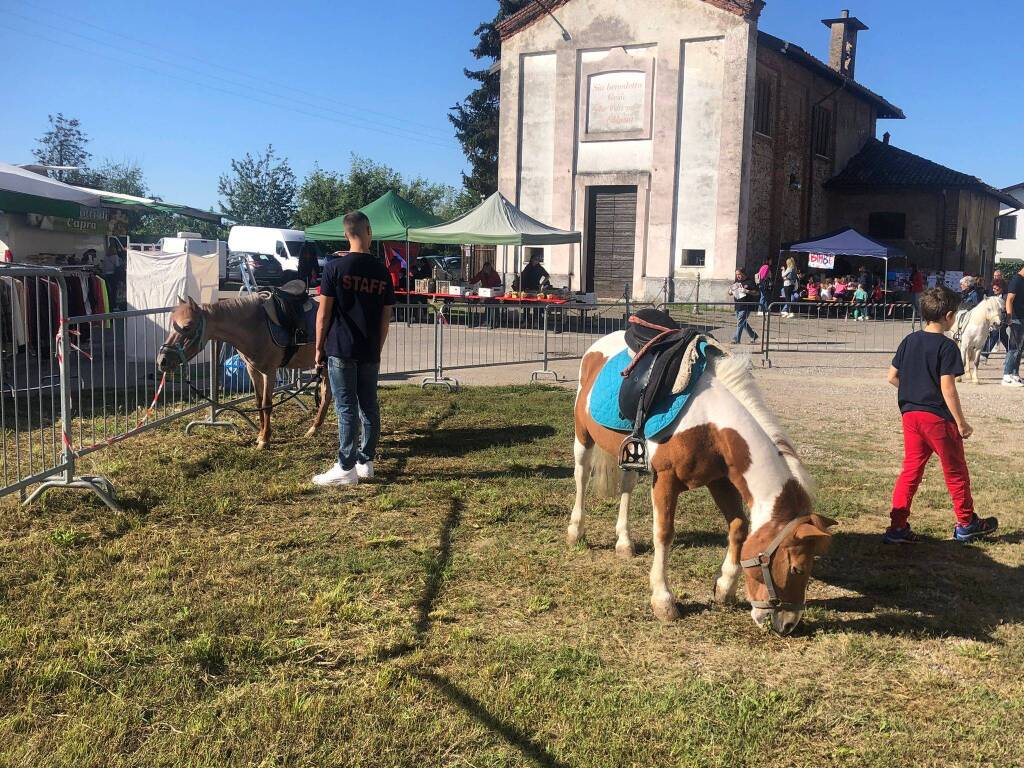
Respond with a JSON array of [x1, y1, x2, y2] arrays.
[[2, 0, 1021, 210]]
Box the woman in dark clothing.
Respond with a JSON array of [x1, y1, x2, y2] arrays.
[[297, 243, 320, 288]]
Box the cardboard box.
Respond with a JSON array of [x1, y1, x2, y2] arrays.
[[478, 287, 504, 298], [449, 285, 477, 297]]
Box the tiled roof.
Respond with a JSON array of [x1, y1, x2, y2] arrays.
[[826, 139, 1022, 208], [757, 31, 904, 119], [497, 0, 764, 41]]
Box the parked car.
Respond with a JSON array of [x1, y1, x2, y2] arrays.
[[419, 253, 463, 281], [226, 251, 283, 286]]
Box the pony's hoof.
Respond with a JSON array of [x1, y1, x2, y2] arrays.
[[255, 440, 268, 450], [712, 579, 737, 606], [566, 526, 583, 547], [303, 427, 316, 438], [615, 540, 635, 559], [651, 594, 681, 622]]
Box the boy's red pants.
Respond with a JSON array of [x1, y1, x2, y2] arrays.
[[891, 411, 974, 528]]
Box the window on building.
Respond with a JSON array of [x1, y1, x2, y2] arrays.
[[997, 215, 1018, 240], [525, 247, 545, 263], [754, 74, 774, 137], [683, 249, 706, 267], [868, 212, 906, 240], [811, 105, 833, 158]]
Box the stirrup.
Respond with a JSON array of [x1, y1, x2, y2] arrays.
[[618, 435, 648, 472]]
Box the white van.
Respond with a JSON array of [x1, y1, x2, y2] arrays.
[[227, 226, 308, 273]]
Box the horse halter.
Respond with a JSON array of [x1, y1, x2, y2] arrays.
[[740, 515, 813, 613], [160, 315, 206, 369]]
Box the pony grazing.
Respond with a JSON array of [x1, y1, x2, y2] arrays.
[[570, 330, 834, 635], [155, 295, 333, 449], [953, 295, 1004, 384]]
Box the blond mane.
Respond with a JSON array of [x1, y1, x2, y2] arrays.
[[709, 353, 815, 493]]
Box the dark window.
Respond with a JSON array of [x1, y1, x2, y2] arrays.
[[754, 74, 774, 137], [525, 246, 545, 263], [997, 215, 1018, 240], [683, 249, 706, 267], [811, 105, 833, 158], [868, 212, 906, 240]]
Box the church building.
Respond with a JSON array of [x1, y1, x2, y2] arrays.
[[497, 0, 1015, 300]]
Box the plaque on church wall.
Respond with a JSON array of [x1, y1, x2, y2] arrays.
[[579, 48, 655, 142]]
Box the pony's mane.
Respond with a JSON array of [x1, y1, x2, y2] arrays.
[[202, 293, 264, 320], [709, 353, 815, 493]]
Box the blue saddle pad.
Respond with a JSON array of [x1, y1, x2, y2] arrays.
[[268, 305, 317, 348], [590, 342, 709, 441]]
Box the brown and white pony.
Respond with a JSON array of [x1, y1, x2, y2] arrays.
[[156, 296, 332, 449], [570, 331, 834, 635]]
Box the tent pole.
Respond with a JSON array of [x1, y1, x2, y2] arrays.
[[406, 236, 411, 318]]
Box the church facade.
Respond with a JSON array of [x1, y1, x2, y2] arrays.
[[497, 0, 1011, 300]]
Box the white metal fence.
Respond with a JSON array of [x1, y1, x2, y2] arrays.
[[1, 266, 921, 510]]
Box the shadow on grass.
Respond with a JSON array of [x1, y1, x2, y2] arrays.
[[414, 670, 570, 768], [393, 425, 557, 459], [808, 531, 1024, 641]]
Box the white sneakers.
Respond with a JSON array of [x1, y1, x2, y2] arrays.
[[312, 461, 374, 486], [312, 463, 359, 486], [780, 311, 795, 319], [1001, 375, 1024, 388]]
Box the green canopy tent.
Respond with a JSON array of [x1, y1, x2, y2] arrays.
[[407, 191, 581, 288], [304, 190, 442, 242]]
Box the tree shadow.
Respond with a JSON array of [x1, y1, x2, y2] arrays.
[[805, 531, 1024, 641], [413, 670, 571, 768]]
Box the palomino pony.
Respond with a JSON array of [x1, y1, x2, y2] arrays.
[[569, 331, 834, 635], [155, 296, 332, 449], [953, 295, 1004, 384]]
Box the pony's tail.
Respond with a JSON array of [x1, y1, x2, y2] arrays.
[[590, 448, 623, 499]]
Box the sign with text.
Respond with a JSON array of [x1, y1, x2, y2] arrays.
[[808, 252, 835, 270], [587, 71, 646, 134]]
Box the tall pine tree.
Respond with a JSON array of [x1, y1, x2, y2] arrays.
[[32, 113, 91, 184], [449, 1, 529, 198]]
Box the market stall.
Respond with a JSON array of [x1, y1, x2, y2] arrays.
[[407, 191, 581, 301], [784, 227, 904, 299]]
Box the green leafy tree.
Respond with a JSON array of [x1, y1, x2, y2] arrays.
[[85, 159, 148, 197], [293, 166, 347, 229], [218, 145, 297, 227], [449, 1, 529, 197], [32, 113, 92, 184]]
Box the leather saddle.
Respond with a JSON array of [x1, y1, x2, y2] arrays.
[[617, 309, 698, 472], [263, 280, 316, 366]]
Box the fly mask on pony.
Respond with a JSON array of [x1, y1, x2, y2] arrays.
[[157, 297, 207, 372], [740, 513, 835, 635]]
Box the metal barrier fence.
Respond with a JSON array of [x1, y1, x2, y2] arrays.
[[761, 300, 919, 366], [2, 270, 922, 511]]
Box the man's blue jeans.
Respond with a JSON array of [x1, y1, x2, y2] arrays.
[[327, 357, 381, 471], [733, 307, 757, 343], [1004, 321, 1024, 378]]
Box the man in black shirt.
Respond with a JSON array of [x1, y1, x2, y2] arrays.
[[520, 253, 549, 292], [312, 211, 395, 486], [1002, 265, 1024, 387]]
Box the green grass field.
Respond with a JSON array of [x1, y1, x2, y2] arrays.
[[1, 386, 1022, 767]]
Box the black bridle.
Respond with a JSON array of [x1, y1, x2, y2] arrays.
[[159, 316, 206, 369], [740, 515, 812, 613]]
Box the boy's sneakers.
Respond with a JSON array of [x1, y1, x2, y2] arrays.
[[1001, 375, 1024, 387], [953, 515, 999, 543], [356, 461, 374, 479], [882, 525, 924, 544]]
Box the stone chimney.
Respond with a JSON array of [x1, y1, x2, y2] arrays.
[[821, 9, 868, 79]]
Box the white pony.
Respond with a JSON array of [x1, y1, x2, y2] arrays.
[[570, 332, 834, 636], [953, 296, 1004, 384]]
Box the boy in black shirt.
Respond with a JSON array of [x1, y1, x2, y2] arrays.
[[885, 286, 997, 543], [312, 211, 395, 486]]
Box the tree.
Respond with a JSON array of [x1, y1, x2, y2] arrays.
[[293, 166, 347, 229], [32, 113, 92, 184], [449, 1, 529, 197], [85, 159, 148, 197], [218, 145, 297, 227]]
